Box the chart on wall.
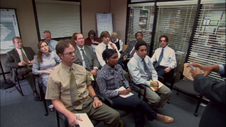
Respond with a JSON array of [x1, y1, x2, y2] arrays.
[[0, 9, 20, 54], [96, 13, 113, 38]]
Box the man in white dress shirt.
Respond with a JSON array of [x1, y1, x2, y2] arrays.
[[150, 35, 177, 77], [95, 31, 120, 67]]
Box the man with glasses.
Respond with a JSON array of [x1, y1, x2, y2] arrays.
[[150, 35, 177, 77], [45, 39, 120, 127]]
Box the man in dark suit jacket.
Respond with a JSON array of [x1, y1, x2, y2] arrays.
[[5, 37, 40, 101], [189, 62, 225, 127], [118, 32, 143, 70], [73, 33, 100, 77]]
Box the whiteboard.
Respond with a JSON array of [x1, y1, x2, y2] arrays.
[[0, 8, 20, 54], [96, 13, 113, 38]]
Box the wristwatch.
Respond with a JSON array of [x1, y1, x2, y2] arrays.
[[93, 95, 98, 99]]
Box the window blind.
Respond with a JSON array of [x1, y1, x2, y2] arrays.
[[188, 3, 226, 81], [153, 4, 197, 81], [126, 4, 155, 52], [35, 0, 81, 39]]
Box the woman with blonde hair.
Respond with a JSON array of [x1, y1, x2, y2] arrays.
[[32, 41, 61, 87]]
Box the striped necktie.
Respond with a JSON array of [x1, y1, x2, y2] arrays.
[[155, 48, 164, 67]]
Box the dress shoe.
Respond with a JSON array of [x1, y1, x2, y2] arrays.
[[33, 91, 40, 101], [156, 114, 174, 123]]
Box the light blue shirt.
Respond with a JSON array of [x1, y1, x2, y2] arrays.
[[32, 51, 61, 86], [44, 39, 58, 51], [128, 53, 158, 86]]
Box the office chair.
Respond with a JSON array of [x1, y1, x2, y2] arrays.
[[170, 68, 203, 116]]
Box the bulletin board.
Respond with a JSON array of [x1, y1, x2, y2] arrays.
[[0, 8, 20, 54], [96, 13, 113, 37]]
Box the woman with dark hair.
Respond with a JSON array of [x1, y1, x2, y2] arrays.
[[98, 49, 174, 127], [84, 30, 101, 52], [32, 41, 61, 87]]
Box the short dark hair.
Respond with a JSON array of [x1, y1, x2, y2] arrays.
[[135, 32, 143, 38], [100, 31, 110, 39], [74, 33, 81, 40], [102, 49, 117, 63], [56, 39, 72, 56], [12, 36, 21, 43], [88, 30, 96, 37], [135, 40, 147, 51], [159, 35, 169, 42]]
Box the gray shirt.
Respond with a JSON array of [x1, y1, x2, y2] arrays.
[[98, 64, 130, 98]]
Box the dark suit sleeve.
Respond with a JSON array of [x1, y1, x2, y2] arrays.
[[5, 52, 19, 68], [92, 53, 100, 69], [25, 47, 35, 61], [194, 74, 225, 105]]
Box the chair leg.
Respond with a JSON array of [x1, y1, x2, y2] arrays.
[[39, 83, 49, 116], [56, 111, 60, 127], [194, 96, 203, 117], [15, 79, 24, 96]]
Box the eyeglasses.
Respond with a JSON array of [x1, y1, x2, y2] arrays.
[[63, 51, 76, 56]]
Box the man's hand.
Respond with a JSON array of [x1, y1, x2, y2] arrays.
[[93, 97, 102, 109], [18, 61, 28, 66], [109, 42, 116, 50], [29, 60, 34, 64], [190, 67, 203, 78], [91, 69, 98, 76], [118, 90, 130, 95], [188, 62, 211, 76], [151, 81, 159, 91], [67, 113, 82, 127], [126, 87, 131, 92], [165, 67, 171, 73], [43, 69, 53, 74]]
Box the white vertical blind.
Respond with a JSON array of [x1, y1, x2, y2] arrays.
[[153, 4, 197, 81], [35, 0, 81, 39], [188, 3, 226, 81]]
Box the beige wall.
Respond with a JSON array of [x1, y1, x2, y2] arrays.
[[110, 0, 127, 43], [82, 0, 110, 39]]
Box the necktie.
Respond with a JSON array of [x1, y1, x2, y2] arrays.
[[106, 45, 108, 49], [70, 68, 77, 105], [21, 49, 29, 68], [81, 49, 91, 71], [143, 59, 152, 79], [129, 49, 136, 58], [155, 48, 164, 67]]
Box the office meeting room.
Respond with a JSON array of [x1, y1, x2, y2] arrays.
[[0, 0, 225, 127]]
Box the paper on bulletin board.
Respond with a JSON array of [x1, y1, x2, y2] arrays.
[[96, 13, 113, 37]]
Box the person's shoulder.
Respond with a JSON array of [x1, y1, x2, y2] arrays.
[[7, 48, 16, 54], [84, 45, 93, 51], [128, 57, 137, 65], [73, 63, 87, 72]]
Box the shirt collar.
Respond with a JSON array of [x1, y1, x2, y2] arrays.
[[105, 64, 120, 74], [61, 63, 75, 73], [163, 45, 169, 50], [112, 39, 118, 43], [42, 52, 51, 57], [134, 52, 145, 62], [76, 45, 84, 50]]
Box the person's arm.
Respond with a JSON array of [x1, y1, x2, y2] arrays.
[[168, 50, 177, 69], [191, 67, 225, 104], [95, 46, 106, 67], [118, 40, 123, 52], [54, 51, 62, 63], [127, 60, 150, 86], [32, 56, 42, 75], [5, 52, 19, 68], [109, 42, 121, 58], [150, 51, 157, 64]]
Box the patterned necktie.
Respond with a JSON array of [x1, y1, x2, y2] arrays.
[[70, 68, 77, 105], [129, 48, 136, 58], [155, 48, 164, 67], [81, 49, 91, 71], [21, 49, 29, 68], [143, 59, 152, 79]]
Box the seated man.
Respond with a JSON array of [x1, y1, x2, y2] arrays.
[[43, 30, 58, 51], [45, 40, 120, 127], [95, 31, 120, 67], [73, 33, 100, 77], [118, 32, 143, 70], [128, 41, 172, 109], [150, 35, 177, 77], [5, 37, 40, 101]]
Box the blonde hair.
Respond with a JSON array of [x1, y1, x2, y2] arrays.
[[111, 32, 117, 36]]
